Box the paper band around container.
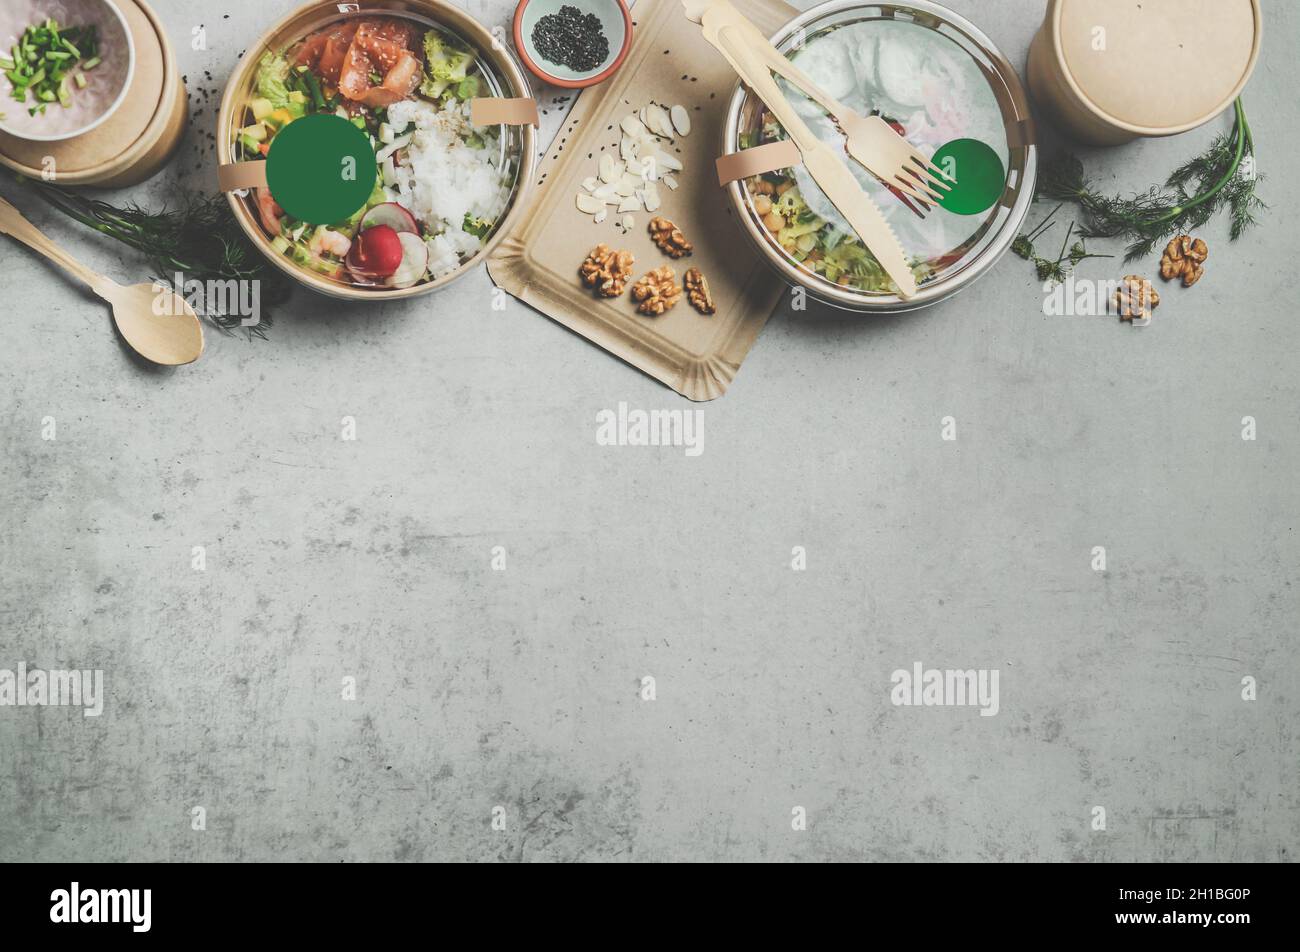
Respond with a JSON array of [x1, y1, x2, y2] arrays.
[[217, 98, 538, 194], [717, 120, 1037, 191], [715, 139, 800, 186], [469, 97, 539, 127], [217, 160, 269, 193]]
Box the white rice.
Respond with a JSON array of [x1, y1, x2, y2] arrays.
[[385, 98, 513, 277]]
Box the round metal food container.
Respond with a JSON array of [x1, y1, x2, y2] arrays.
[[722, 0, 1036, 313], [217, 0, 535, 302]]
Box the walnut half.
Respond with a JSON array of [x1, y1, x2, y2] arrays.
[[631, 265, 682, 316], [684, 267, 715, 315], [1160, 234, 1208, 287], [648, 217, 693, 259], [1114, 274, 1160, 322], [579, 244, 635, 297]]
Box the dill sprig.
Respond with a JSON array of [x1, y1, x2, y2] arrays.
[[1036, 97, 1265, 262], [1012, 202, 1112, 285], [21, 179, 291, 338]]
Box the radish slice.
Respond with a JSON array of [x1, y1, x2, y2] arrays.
[[360, 202, 418, 235], [384, 232, 429, 289]]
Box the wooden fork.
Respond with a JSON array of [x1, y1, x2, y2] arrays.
[[687, 0, 955, 206]]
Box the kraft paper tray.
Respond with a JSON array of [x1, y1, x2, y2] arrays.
[[488, 0, 796, 401]]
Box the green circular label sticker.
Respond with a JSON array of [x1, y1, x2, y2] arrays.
[[931, 138, 1004, 216], [265, 114, 377, 225]]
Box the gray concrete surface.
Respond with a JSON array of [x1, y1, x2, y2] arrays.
[[1, 0, 1297, 862]]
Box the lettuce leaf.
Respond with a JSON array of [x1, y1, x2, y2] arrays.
[[256, 51, 291, 107]]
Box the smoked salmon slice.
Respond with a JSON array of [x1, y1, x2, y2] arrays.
[[293, 22, 358, 78], [356, 52, 420, 107], [339, 19, 421, 104], [318, 24, 359, 84], [295, 18, 420, 103]]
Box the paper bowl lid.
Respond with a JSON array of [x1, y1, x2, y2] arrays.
[[1055, 0, 1261, 131], [0, 0, 166, 174]]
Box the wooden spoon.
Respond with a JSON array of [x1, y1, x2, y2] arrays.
[[0, 195, 204, 366]]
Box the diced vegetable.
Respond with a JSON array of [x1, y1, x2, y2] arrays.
[[250, 97, 274, 121], [374, 133, 411, 163], [302, 69, 326, 112], [266, 107, 294, 129], [6, 18, 98, 115]]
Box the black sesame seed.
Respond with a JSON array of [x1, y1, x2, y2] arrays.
[[531, 5, 610, 74]]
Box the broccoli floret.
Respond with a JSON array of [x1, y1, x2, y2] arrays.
[[421, 29, 475, 99]]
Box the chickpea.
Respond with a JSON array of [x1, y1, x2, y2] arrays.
[[752, 194, 772, 216], [763, 211, 785, 233]]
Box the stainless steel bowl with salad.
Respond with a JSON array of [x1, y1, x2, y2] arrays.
[[218, 1, 534, 300], [722, 0, 1036, 312]]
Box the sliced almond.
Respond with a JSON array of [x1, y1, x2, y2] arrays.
[[620, 114, 648, 138], [646, 104, 673, 138], [653, 150, 683, 172], [577, 103, 687, 229], [642, 182, 661, 213], [598, 153, 618, 183], [670, 105, 691, 137]]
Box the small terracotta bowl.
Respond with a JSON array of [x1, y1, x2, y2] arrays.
[[513, 0, 632, 89]]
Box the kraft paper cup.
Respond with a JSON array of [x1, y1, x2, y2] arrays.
[[1027, 0, 1262, 146], [0, 0, 183, 187]]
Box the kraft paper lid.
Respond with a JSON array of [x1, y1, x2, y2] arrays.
[[0, 0, 167, 175], [1055, 0, 1260, 131]]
